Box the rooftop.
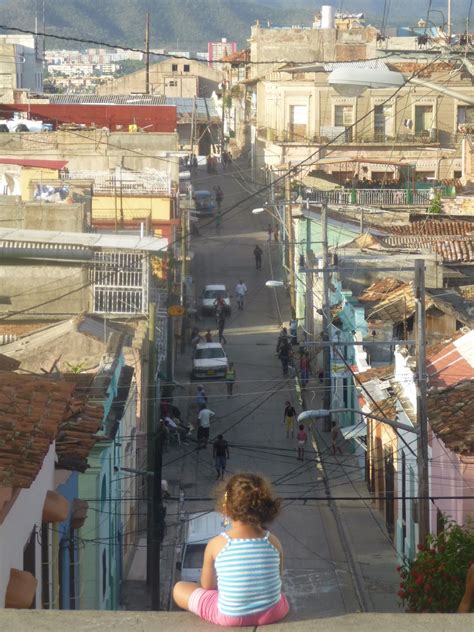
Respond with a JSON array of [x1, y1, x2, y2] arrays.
[[0, 228, 168, 253], [0, 372, 74, 488], [427, 380, 474, 454], [426, 329, 474, 389]]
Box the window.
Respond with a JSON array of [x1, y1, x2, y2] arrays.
[[183, 64, 190, 72], [414, 105, 433, 133], [288, 104, 307, 141], [171, 63, 178, 72], [374, 104, 394, 139], [457, 105, 474, 130], [334, 104, 353, 127]]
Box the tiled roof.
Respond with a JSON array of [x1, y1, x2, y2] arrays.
[[356, 365, 394, 383], [0, 373, 74, 488], [358, 278, 405, 303], [57, 377, 104, 473], [364, 281, 472, 325], [427, 381, 474, 454], [382, 220, 474, 263], [427, 329, 474, 389]]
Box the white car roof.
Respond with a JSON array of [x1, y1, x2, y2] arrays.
[[195, 342, 225, 350], [204, 284, 227, 291]]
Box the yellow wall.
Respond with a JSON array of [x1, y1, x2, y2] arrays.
[[92, 195, 172, 222], [21, 167, 61, 201]]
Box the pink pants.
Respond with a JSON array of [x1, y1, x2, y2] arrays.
[[188, 588, 289, 627]]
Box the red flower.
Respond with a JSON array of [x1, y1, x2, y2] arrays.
[[415, 576, 424, 586]]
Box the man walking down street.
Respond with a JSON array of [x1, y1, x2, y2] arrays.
[[278, 335, 292, 377], [254, 244, 263, 269], [213, 434, 229, 479], [197, 404, 215, 448], [235, 279, 247, 310], [283, 401, 297, 439], [225, 362, 236, 397]]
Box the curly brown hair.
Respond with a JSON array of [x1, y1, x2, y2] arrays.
[[216, 472, 281, 527]]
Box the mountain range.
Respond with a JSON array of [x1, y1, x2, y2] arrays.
[[0, 1, 470, 50]]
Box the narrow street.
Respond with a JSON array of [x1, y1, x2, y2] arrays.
[[157, 160, 398, 619]]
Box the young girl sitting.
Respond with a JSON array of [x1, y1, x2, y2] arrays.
[[173, 472, 289, 626]]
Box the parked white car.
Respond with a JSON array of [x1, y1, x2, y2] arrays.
[[201, 284, 231, 316], [191, 343, 228, 379]]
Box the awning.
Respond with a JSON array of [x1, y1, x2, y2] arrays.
[[71, 498, 89, 529], [42, 490, 69, 523], [341, 421, 367, 451], [5, 569, 38, 608]]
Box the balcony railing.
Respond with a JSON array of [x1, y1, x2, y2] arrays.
[[62, 169, 172, 195], [305, 188, 431, 207]]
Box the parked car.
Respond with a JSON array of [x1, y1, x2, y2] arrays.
[[201, 284, 231, 316], [193, 190, 216, 216], [177, 512, 226, 582], [191, 342, 228, 379]]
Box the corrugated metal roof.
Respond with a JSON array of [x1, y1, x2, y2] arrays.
[[47, 94, 219, 118], [0, 228, 168, 253]]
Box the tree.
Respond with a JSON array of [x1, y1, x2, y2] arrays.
[[398, 520, 474, 612]]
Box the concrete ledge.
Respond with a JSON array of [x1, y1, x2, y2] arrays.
[[0, 611, 473, 631]]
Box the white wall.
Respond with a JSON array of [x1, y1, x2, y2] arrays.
[[0, 444, 55, 607]]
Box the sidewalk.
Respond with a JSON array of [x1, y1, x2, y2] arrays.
[[301, 386, 401, 612]]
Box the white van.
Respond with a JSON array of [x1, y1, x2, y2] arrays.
[[179, 511, 225, 582]]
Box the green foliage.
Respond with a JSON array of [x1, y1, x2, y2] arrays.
[[398, 520, 474, 613], [428, 192, 443, 214]]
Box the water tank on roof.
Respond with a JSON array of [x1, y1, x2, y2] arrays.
[[321, 5, 336, 29]]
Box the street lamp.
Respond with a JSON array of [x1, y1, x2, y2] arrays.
[[265, 280, 285, 288], [297, 408, 418, 435], [328, 67, 474, 106]]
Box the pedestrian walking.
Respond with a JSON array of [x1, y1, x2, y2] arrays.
[[299, 351, 310, 388], [296, 424, 308, 460], [197, 404, 215, 448], [205, 329, 213, 343], [214, 185, 224, 209], [235, 279, 247, 311], [213, 434, 230, 479], [331, 421, 343, 455], [253, 244, 263, 269], [273, 226, 279, 242], [225, 362, 236, 397], [276, 328, 288, 354], [267, 224, 273, 241], [192, 154, 198, 171], [283, 401, 296, 439], [196, 385, 208, 409], [215, 210, 222, 233], [217, 313, 227, 344], [206, 155, 212, 174], [173, 472, 289, 626], [277, 335, 291, 376]]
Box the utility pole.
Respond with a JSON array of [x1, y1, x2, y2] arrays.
[[285, 168, 296, 312], [180, 209, 188, 354], [189, 96, 196, 160], [415, 259, 429, 546], [321, 199, 332, 431], [220, 80, 226, 157], [166, 248, 175, 387], [145, 12, 150, 95], [119, 158, 124, 229], [150, 421, 165, 610], [359, 206, 364, 234], [447, 0, 452, 40], [146, 303, 156, 586]]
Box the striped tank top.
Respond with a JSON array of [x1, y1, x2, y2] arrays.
[[214, 531, 282, 616]]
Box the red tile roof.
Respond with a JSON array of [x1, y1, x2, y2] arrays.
[[57, 376, 104, 472], [427, 381, 474, 454], [426, 329, 474, 388], [358, 278, 405, 303], [383, 220, 474, 262], [0, 373, 74, 488]]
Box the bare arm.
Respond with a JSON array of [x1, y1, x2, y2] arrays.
[[268, 533, 285, 578], [458, 564, 474, 613], [200, 535, 226, 590]]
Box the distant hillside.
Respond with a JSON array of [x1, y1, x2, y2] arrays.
[[0, 0, 470, 51]]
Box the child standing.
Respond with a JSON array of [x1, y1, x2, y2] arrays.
[[296, 424, 308, 461], [173, 473, 289, 626]]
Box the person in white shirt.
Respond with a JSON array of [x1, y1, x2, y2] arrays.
[[197, 405, 215, 448], [235, 280, 247, 311]]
